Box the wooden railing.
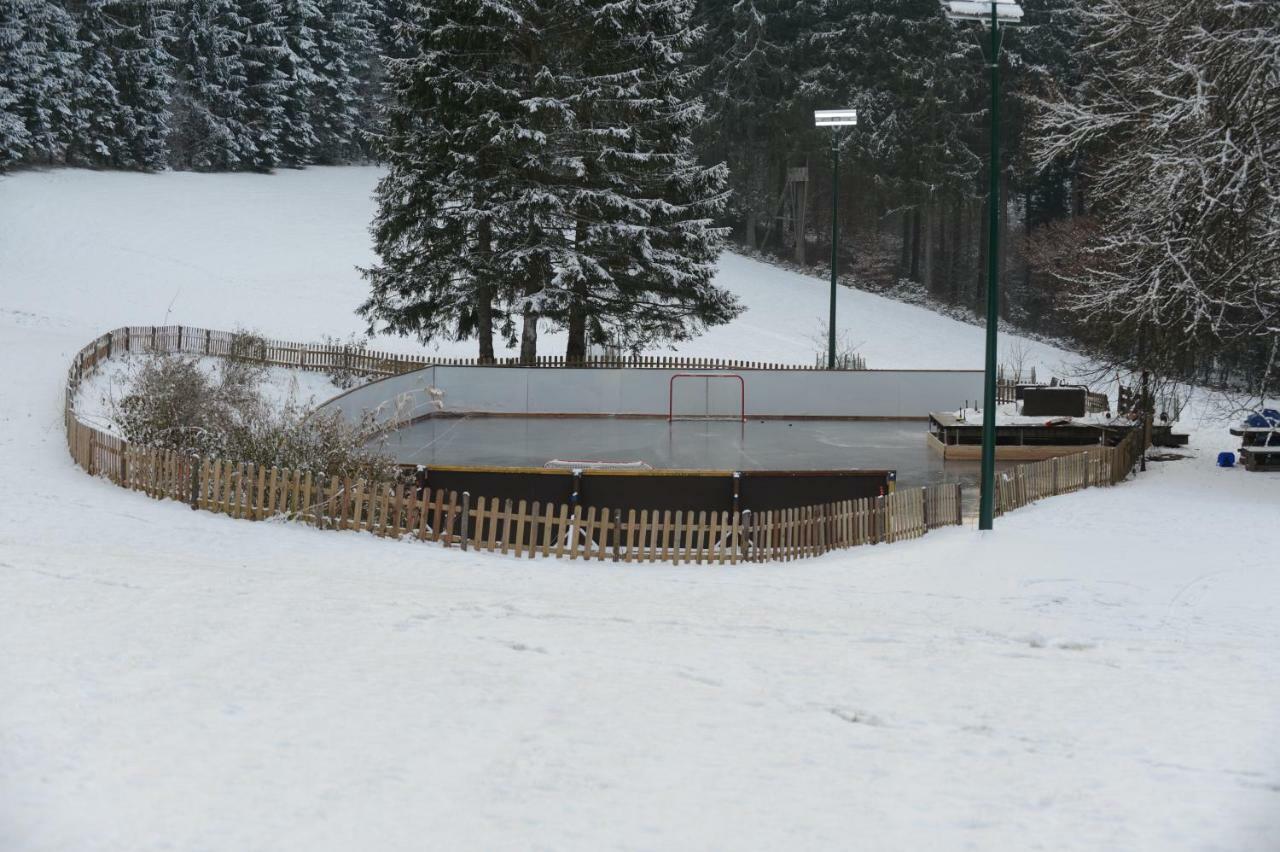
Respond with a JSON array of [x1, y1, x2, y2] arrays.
[[64, 325, 1140, 562], [61, 423, 963, 562], [80, 324, 868, 376], [64, 326, 964, 562], [993, 429, 1143, 516]]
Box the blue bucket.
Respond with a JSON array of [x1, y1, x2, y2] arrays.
[[1217, 451, 1236, 468]]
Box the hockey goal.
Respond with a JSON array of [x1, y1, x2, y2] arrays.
[[668, 373, 746, 422]]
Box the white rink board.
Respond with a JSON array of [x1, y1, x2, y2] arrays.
[[319, 366, 985, 428]]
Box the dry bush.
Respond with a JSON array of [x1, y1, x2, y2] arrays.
[[114, 353, 396, 481]]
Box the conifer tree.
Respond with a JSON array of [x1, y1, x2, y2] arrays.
[[276, 0, 320, 165], [554, 0, 737, 357], [67, 0, 131, 166], [362, 0, 736, 363], [169, 0, 254, 169], [238, 0, 288, 168], [360, 0, 522, 360], [0, 0, 80, 167], [110, 0, 174, 169], [308, 0, 373, 163]]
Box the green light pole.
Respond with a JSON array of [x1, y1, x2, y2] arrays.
[[815, 109, 858, 370], [942, 0, 1022, 530]]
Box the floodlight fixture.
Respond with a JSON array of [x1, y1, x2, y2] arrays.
[[814, 109, 858, 128], [942, 0, 1024, 24]]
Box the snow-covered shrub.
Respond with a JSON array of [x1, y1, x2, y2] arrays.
[[114, 353, 395, 481], [320, 333, 378, 389]]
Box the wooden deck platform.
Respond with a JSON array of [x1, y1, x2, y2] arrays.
[[927, 411, 1129, 461]]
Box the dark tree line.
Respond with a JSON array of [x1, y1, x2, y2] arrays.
[[0, 0, 384, 171], [5, 0, 1275, 392], [693, 0, 1086, 336], [695, 0, 1278, 399]]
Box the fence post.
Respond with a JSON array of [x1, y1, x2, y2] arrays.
[[741, 509, 753, 562], [875, 494, 885, 543], [189, 455, 201, 509], [955, 483, 963, 526], [612, 509, 622, 562], [920, 486, 929, 529], [1052, 457, 1060, 494], [460, 491, 471, 551]]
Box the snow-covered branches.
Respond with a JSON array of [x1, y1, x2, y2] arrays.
[[361, 0, 738, 363], [1031, 0, 1280, 395]]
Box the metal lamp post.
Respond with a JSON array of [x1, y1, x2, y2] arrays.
[[814, 109, 858, 370], [941, 0, 1022, 530]]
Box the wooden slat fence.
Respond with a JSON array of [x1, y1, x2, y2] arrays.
[[993, 429, 1144, 516], [64, 325, 1141, 562], [75, 324, 868, 377]]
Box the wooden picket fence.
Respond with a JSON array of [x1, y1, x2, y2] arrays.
[[75, 324, 869, 377], [993, 429, 1143, 516], [65, 411, 964, 562], [64, 325, 1141, 562]]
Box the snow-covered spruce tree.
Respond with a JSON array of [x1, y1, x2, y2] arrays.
[[238, 0, 288, 169], [1032, 0, 1280, 397], [798, 0, 979, 294], [360, 0, 522, 361], [108, 0, 174, 169], [362, 0, 736, 363], [694, 0, 801, 253], [169, 0, 254, 170], [66, 0, 132, 166], [0, 0, 81, 168], [276, 0, 321, 166], [307, 0, 375, 163], [552, 0, 738, 359]]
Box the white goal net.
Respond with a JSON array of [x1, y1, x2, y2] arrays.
[[668, 373, 746, 422]]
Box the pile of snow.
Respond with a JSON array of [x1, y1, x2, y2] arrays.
[[1, 168, 1277, 852]]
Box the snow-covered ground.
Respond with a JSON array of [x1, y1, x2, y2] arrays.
[[2, 167, 1278, 851]]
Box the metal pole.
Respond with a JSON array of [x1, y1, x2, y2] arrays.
[[828, 131, 839, 370], [978, 4, 1001, 530]]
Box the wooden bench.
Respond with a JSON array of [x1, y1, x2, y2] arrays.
[[1240, 445, 1280, 472]]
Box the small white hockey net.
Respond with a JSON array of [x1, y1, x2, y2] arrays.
[[668, 373, 746, 422]]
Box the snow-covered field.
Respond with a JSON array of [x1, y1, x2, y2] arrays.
[[2, 167, 1278, 851]]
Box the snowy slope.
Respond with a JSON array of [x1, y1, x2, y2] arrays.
[[0, 166, 1074, 374], [1, 167, 1278, 852]]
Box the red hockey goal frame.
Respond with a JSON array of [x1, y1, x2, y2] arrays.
[[667, 373, 746, 422]]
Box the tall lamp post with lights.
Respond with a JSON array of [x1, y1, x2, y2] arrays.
[[941, 0, 1022, 530], [814, 108, 857, 370]]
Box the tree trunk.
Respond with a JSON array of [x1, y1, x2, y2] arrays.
[[921, 202, 935, 295], [900, 211, 911, 273], [744, 209, 757, 251], [909, 206, 922, 282], [565, 280, 587, 361], [476, 218, 495, 361], [519, 297, 538, 365], [793, 174, 807, 267], [477, 283, 495, 362]]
